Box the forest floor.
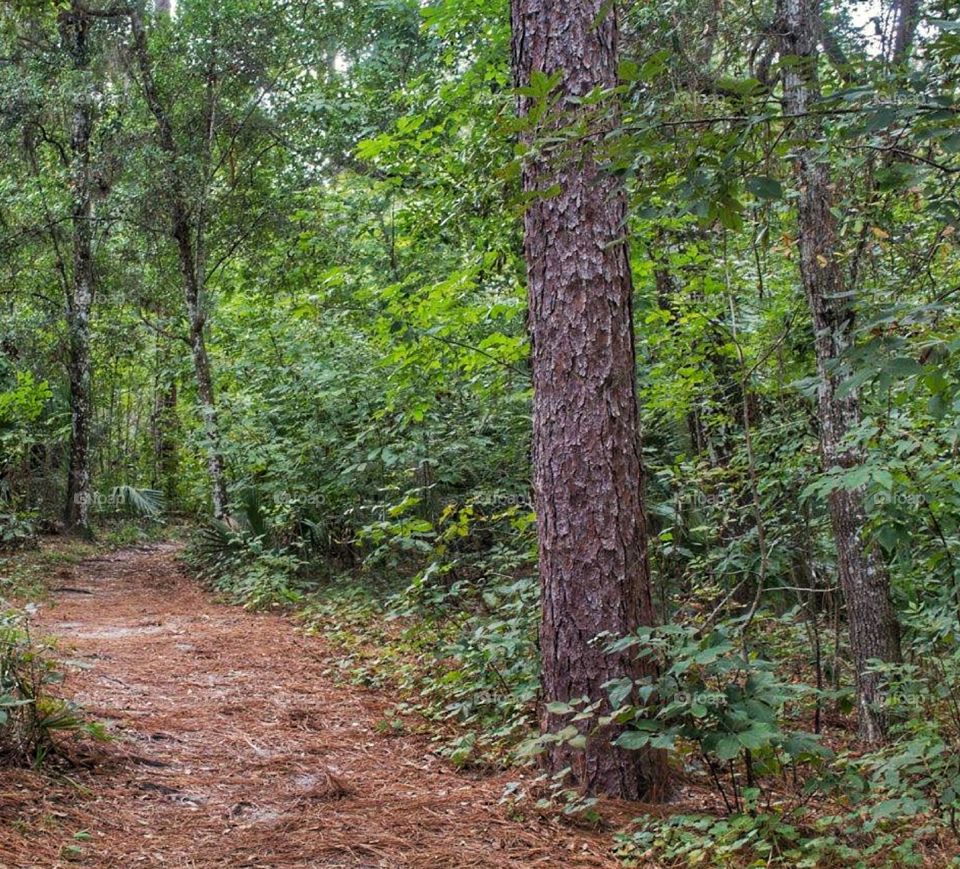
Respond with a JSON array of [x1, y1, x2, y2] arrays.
[[0, 543, 627, 868]]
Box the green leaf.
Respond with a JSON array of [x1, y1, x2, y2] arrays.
[[736, 723, 776, 750], [615, 730, 653, 750], [745, 176, 783, 201], [605, 677, 634, 708], [884, 356, 924, 379], [715, 736, 742, 761], [618, 59, 640, 82]]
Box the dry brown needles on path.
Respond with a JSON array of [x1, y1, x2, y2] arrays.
[[0, 544, 627, 868]]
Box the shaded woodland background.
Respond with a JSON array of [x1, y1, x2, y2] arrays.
[[1, 0, 960, 863]]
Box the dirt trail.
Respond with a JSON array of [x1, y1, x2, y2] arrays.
[[0, 545, 624, 868]]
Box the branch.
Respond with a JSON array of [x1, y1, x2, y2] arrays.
[[847, 143, 960, 174], [819, 16, 862, 85], [137, 311, 190, 345]]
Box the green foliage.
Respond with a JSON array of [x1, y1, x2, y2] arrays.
[[302, 569, 538, 766], [0, 0, 959, 861], [0, 372, 51, 430], [0, 514, 37, 552], [188, 519, 304, 610], [106, 486, 164, 521], [605, 625, 827, 811], [617, 809, 805, 867], [614, 806, 932, 868], [212, 548, 305, 610], [0, 608, 103, 765], [0, 371, 54, 526], [611, 614, 960, 865], [844, 634, 960, 836]]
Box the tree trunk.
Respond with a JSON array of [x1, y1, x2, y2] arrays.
[[152, 363, 179, 502], [130, 4, 229, 519], [892, 0, 920, 63], [61, 6, 95, 537], [182, 265, 228, 519], [512, 0, 669, 799], [778, 0, 901, 742]]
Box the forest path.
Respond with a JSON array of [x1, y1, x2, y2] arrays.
[[1, 544, 620, 868]]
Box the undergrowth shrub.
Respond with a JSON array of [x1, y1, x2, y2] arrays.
[[0, 608, 103, 765], [613, 805, 930, 868], [605, 624, 828, 811], [845, 624, 960, 841], [187, 525, 304, 608], [609, 616, 960, 866], [0, 512, 36, 551], [386, 521, 540, 764], [187, 488, 306, 608], [215, 548, 305, 609]]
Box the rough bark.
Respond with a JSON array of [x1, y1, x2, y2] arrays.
[[61, 6, 96, 536], [511, 0, 669, 799], [129, 4, 229, 519], [152, 369, 179, 501], [778, 0, 901, 741], [892, 0, 920, 64]]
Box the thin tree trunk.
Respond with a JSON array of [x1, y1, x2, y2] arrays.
[[512, 0, 669, 799], [61, 6, 96, 536], [778, 0, 901, 742], [892, 0, 920, 63], [152, 347, 179, 502], [129, 4, 229, 518], [184, 277, 228, 518]]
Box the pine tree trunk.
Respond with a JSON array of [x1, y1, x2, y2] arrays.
[[778, 0, 901, 741], [512, 0, 669, 799], [61, 7, 95, 537], [893, 0, 920, 63]]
